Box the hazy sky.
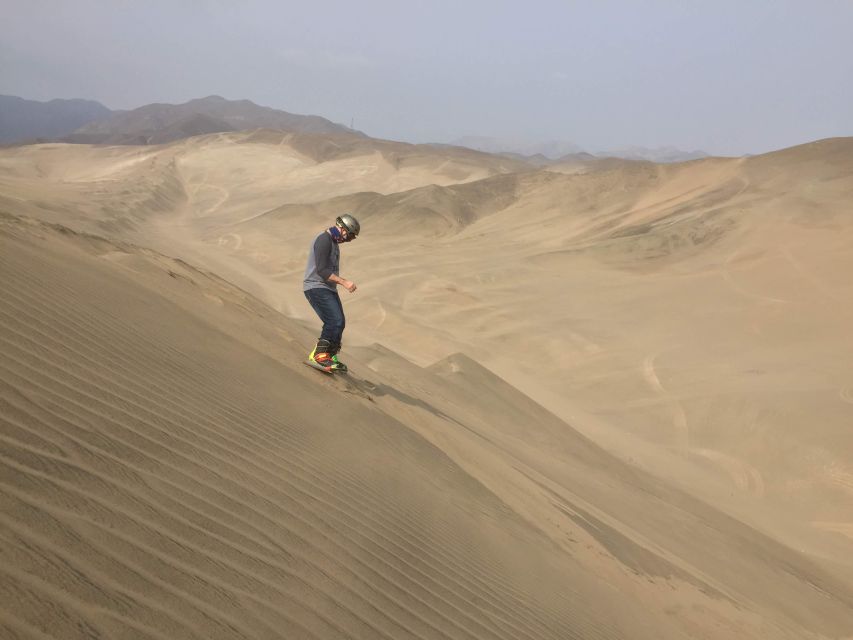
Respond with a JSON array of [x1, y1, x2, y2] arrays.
[[2, 0, 852, 155]]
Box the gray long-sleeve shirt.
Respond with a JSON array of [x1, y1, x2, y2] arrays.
[[303, 231, 340, 292]]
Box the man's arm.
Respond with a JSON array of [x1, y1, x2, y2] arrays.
[[314, 234, 357, 292], [328, 273, 357, 293]]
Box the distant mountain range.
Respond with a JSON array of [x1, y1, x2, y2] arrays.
[[71, 95, 361, 144], [0, 95, 112, 144], [451, 135, 708, 163], [451, 136, 585, 159], [2, 94, 708, 161], [0, 95, 360, 145], [593, 145, 709, 163]]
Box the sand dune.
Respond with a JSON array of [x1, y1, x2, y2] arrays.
[[2, 132, 853, 638], [0, 216, 590, 639], [4, 214, 853, 638]]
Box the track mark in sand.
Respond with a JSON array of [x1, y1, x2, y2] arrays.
[[566, 330, 601, 356], [823, 462, 853, 495], [641, 354, 667, 394], [277, 329, 296, 343], [780, 244, 845, 306], [202, 184, 230, 214], [251, 250, 270, 264], [642, 352, 689, 449], [644, 352, 766, 496], [720, 248, 791, 305], [746, 299, 784, 337], [217, 233, 242, 251], [811, 521, 853, 541], [839, 387, 853, 405], [371, 301, 388, 330], [187, 170, 230, 215], [690, 448, 765, 497]]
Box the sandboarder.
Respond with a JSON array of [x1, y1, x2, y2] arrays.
[[303, 214, 361, 372]]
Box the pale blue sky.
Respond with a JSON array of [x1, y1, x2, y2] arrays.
[[2, 0, 852, 155]]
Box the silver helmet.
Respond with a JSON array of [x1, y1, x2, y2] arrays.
[[336, 213, 360, 238]]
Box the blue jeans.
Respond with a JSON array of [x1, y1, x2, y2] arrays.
[[304, 288, 345, 345]]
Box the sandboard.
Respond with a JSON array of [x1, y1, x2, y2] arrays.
[[304, 360, 346, 374]]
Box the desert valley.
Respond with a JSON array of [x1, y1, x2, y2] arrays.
[[1, 98, 852, 639]]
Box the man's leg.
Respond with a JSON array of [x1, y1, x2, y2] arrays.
[[304, 289, 345, 370], [328, 292, 348, 371]]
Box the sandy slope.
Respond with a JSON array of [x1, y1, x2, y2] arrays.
[[96, 133, 851, 550], [2, 132, 853, 637], [3, 215, 853, 639], [0, 216, 589, 639]]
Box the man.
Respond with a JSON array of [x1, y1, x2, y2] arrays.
[[303, 214, 361, 372]]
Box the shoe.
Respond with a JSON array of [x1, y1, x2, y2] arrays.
[[329, 342, 348, 372], [330, 354, 348, 372], [308, 339, 334, 372]]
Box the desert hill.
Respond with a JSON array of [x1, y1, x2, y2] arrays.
[[3, 213, 853, 638], [1, 131, 853, 638], [0, 129, 530, 241], [65, 111, 238, 145]]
